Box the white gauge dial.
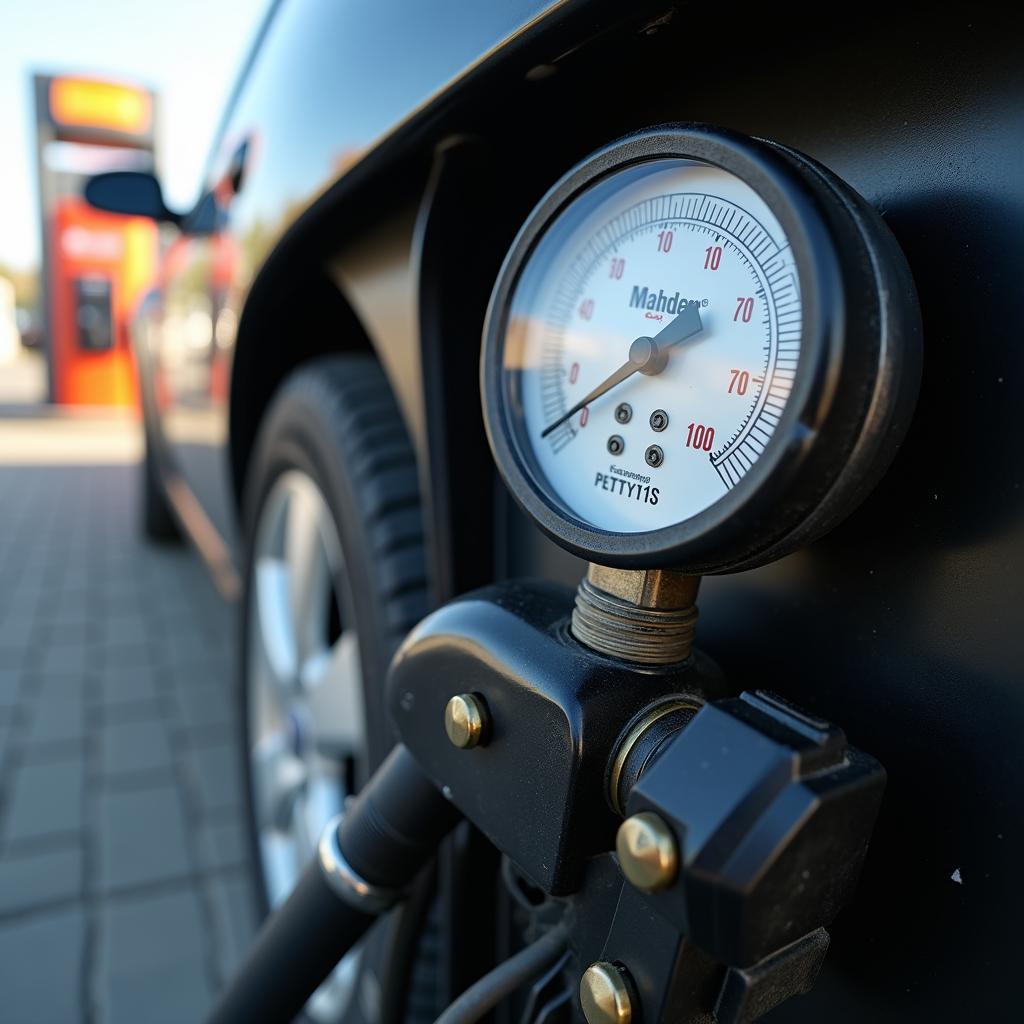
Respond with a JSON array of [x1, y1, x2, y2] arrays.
[[503, 159, 802, 534]]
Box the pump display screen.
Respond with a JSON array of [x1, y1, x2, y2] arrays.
[[74, 276, 114, 351]]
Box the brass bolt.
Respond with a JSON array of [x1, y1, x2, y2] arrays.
[[616, 811, 678, 892], [444, 694, 486, 749], [579, 962, 632, 1024]]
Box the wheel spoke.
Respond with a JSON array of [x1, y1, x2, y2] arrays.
[[301, 630, 365, 755], [283, 483, 331, 666], [255, 556, 298, 693], [252, 730, 308, 830]]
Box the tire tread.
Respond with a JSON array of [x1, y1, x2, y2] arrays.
[[263, 355, 432, 645]]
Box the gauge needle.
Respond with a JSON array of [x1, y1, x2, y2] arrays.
[[540, 303, 703, 438], [653, 301, 705, 349]]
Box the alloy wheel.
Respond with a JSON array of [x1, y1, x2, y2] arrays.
[[247, 469, 368, 1021]]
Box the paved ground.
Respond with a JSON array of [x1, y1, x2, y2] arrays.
[[0, 408, 258, 1023]]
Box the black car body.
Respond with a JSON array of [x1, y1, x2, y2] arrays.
[[113, 3, 1023, 1021]]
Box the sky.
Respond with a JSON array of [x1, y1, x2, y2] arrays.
[[0, 0, 271, 271]]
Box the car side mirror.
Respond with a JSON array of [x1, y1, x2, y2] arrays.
[[181, 191, 219, 236], [84, 171, 181, 226]]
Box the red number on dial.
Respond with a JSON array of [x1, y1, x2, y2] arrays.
[[734, 297, 755, 322], [686, 422, 716, 451]]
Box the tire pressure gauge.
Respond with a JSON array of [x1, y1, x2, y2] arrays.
[[482, 125, 921, 572]]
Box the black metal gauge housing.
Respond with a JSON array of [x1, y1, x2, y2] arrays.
[[481, 125, 922, 572]]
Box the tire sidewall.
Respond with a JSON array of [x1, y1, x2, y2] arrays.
[[240, 380, 403, 778], [237, 358, 429, 1023]]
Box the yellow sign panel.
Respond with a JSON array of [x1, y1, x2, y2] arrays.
[[49, 78, 152, 136]]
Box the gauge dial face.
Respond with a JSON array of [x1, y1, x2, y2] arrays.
[[502, 159, 802, 534]]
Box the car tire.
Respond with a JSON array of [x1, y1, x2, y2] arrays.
[[239, 353, 433, 1023], [141, 430, 181, 542]]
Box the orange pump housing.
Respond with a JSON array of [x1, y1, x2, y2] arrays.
[[34, 74, 160, 407], [48, 197, 156, 406]]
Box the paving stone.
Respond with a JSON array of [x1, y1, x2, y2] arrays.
[[165, 638, 222, 670], [0, 843, 83, 915], [98, 887, 212, 1024], [175, 683, 235, 732], [99, 885, 208, 970], [171, 651, 235, 688], [184, 741, 244, 814], [100, 698, 166, 724], [205, 871, 260, 983], [98, 666, 162, 705], [197, 815, 251, 872], [0, 668, 20, 708], [102, 957, 214, 1024], [0, 906, 85, 1023], [27, 697, 86, 745], [0, 425, 251, 1014], [97, 784, 191, 892], [59, 573, 96, 593], [46, 622, 97, 647], [18, 736, 86, 765], [98, 615, 151, 648], [0, 617, 34, 648], [37, 644, 91, 674], [32, 671, 90, 703], [0, 645, 27, 668], [54, 585, 96, 606], [37, 615, 96, 642], [102, 719, 174, 776], [102, 639, 162, 671], [2, 756, 85, 843], [104, 591, 149, 618]]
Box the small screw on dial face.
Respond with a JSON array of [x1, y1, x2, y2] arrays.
[[645, 445, 664, 468], [607, 435, 625, 455], [614, 403, 632, 424], [649, 409, 669, 432]]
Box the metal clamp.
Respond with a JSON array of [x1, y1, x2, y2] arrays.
[[317, 814, 403, 914]]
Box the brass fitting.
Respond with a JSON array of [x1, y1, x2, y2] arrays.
[[616, 811, 679, 892], [580, 962, 633, 1024], [444, 693, 487, 749], [571, 565, 700, 665]]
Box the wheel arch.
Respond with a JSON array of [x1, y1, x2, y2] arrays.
[[228, 258, 373, 517]]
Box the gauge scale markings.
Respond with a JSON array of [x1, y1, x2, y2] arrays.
[[539, 198, 794, 493], [505, 159, 806, 534]]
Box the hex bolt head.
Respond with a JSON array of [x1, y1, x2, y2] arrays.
[[616, 811, 678, 892], [580, 962, 633, 1024], [607, 435, 625, 456], [614, 403, 632, 424], [649, 409, 669, 432], [444, 693, 487, 749], [645, 444, 664, 468]]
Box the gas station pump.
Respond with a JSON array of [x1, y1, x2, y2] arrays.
[[33, 75, 159, 406]]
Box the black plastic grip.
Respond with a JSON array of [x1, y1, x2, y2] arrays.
[[338, 744, 461, 887], [206, 745, 461, 1024], [205, 857, 374, 1024]]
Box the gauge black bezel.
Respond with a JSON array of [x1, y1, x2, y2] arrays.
[[481, 124, 920, 572]]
